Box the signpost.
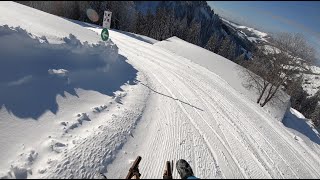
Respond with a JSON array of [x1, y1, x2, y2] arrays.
[[103, 11, 112, 29], [101, 10, 111, 41], [101, 28, 109, 41]]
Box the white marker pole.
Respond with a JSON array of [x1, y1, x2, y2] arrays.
[[103, 11, 112, 29]]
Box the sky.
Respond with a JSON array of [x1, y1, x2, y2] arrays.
[[207, 1, 320, 66]]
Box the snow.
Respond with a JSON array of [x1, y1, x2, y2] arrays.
[[109, 29, 159, 45], [1, 1, 320, 179], [0, 1, 101, 44], [154, 36, 290, 121], [222, 18, 268, 39], [0, 2, 143, 179], [283, 108, 320, 148], [290, 108, 306, 119], [103, 31, 320, 179], [263, 44, 281, 54], [222, 18, 268, 43], [237, 31, 246, 39], [248, 37, 258, 43], [245, 27, 268, 38]]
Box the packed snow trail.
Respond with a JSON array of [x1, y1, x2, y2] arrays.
[[1, 2, 320, 179], [90, 29, 320, 179]]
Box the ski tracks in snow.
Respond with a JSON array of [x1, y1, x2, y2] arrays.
[[105, 31, 320, 179]]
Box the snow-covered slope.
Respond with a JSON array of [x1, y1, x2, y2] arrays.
[[1, 2, 320, 179], [101, 30, 320, 179], [0, 2, 148, 179], [222, 18, 270, 44], [283, 108, 320, 150], [154, 36, 290, 121]]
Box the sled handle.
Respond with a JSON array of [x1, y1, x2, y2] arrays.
[[126, 156, 142, 179], [163, 160, 173, 179]]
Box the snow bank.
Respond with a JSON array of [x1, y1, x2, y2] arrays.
[[283, 108, 320, 146], [0, 1, 102, 44], [0, 24, 139, 178], [0, 25, 137, 119], [154, 36, 290, 121]]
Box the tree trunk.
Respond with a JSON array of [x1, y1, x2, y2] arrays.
[[260, 83, 282, 107], [260, 84, 274, 107], [257, 83, 268, 104]]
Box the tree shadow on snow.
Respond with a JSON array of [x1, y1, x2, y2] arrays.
[[64, 18, 102, 29], [111, 29, 157, 44], [282, 109, 320, 145], [0, 25, 137, 120]]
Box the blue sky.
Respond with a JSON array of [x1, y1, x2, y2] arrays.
[[207, 1, 320, 65]]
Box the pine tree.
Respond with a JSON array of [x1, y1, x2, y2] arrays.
[[188, 20, 201, 46], [311, 105, 320, 128], [145, 9, 155, 37], [157, 7, 169, 40], [218, 36, 231, 58], [205, 33, 220, 53], [118, 1, 137, 32], [235, 53, 246, 64], [135, 11, 147, 35], [228, 42, 237, 61], [167, 9, 175, 39], [174, 15, 188, 41], [299, 90, 319, 118]]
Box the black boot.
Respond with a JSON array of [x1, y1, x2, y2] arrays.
[[176, 159, 194, 179]]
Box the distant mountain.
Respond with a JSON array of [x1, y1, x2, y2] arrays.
[[221, 18, 271, 45]]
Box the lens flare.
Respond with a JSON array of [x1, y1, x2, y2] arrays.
[[86, 8, 99, 23]]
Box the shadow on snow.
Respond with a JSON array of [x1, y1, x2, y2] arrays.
[[0, 25, 137, 120], [283, 109, 320, 145]]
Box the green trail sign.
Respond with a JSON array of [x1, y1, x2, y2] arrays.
[[101, 28, 109, 41]]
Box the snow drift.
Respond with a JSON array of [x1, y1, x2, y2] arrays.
[[0, 21, 145, 179], [0, 25, 137, 119]]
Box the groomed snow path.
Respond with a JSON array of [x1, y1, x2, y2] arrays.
[[98, 30, 320, 179]]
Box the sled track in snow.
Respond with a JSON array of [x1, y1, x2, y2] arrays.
[[113, 37, 244, 178], [113, 36, 272, 178], [106, 31, 320, 179]]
